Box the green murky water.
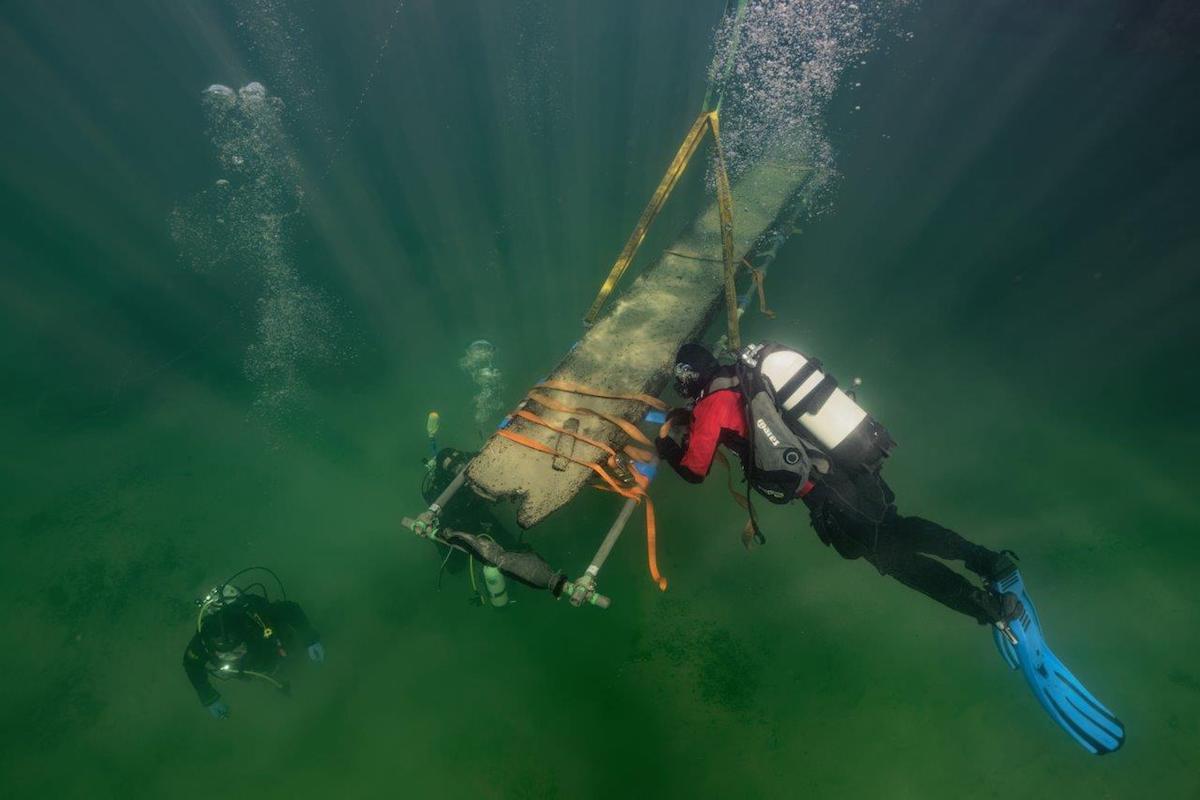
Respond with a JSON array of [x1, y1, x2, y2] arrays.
[[2, 1, 1198, 797]]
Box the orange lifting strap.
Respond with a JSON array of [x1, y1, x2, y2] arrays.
[[495, 383, 669, 591], [535, 380, 668, 412]]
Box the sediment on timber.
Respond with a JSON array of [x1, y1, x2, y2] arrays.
[[469, 153, 826, 528]]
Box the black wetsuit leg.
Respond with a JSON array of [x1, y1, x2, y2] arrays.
[[864, 527, 995, 624], [890, 515, 998, 577], [805, 472, 996, 624]]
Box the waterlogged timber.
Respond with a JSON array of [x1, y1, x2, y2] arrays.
[[469, 153, 826, 528]]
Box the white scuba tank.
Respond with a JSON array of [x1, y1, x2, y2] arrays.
[[741, 343, 895, 471], [481, 565, 509, 607]]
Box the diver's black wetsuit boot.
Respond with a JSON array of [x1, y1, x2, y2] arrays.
[[969, 586, 1024, 624]]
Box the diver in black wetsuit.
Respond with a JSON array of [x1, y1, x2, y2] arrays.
[[656, 342, 1021, 626], [183, 579, 323, 719], [421, 448, 523, 576], [800, 465, 1018, 623]]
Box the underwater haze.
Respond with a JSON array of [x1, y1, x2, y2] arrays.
[[2, 0, 1199, 797]]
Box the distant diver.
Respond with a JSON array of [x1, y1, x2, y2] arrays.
[[655, 341, 1125, 754], [411, 412, 570, 605], [183, 568, 324, 719]]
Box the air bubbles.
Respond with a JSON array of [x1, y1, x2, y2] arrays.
[[705, 0, 901, 191], [230, 1, 324, 134], [171, 79, 339, 420], [460, 341, 505, 429], [239, 81, 267, 103], [202, 84, 236, 114], [464, 339, 497, 363]]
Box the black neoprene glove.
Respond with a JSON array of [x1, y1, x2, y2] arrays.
[[665, 407, 693, 427], [656, 433, 684, 465]]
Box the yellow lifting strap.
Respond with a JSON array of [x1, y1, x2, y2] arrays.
[[583, 110, 742, 351], [710, 112, 740, 351]]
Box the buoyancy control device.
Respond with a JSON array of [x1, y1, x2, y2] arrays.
[[704, 370, 812, 505]]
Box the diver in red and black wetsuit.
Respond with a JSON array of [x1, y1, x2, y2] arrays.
[[655, 342, 1021, 626], [658, 377, 748, 484]]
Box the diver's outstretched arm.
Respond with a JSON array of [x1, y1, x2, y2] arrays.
[[182, 633, 219, 706]]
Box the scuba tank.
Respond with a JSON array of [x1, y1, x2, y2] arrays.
[[739, 343, 895, 473], [196, 583, 244, 634], [481, 565, 509, 607], [195, 567, 289, 649], [426, 411, 440, 462]]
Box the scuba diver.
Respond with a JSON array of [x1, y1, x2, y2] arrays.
[[656, 342, 1020, 626], [415, 446, 570, 606], [422, 446, 539, 606], [422, 447, 523, 576], [656, 341, 1124, 754], [183, 568, 324, 719]]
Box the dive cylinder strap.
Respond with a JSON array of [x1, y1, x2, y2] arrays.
[[795, 373, 838, 417], [775, 358, 822, 406]]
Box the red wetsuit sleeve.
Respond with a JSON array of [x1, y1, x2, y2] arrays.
[[679, 390, 746, 479]]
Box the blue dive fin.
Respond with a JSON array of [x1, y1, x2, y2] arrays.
[[991, 568, 1125, 755]]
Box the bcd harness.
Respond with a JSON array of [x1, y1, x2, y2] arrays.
[[695, 342, 897, 546]]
